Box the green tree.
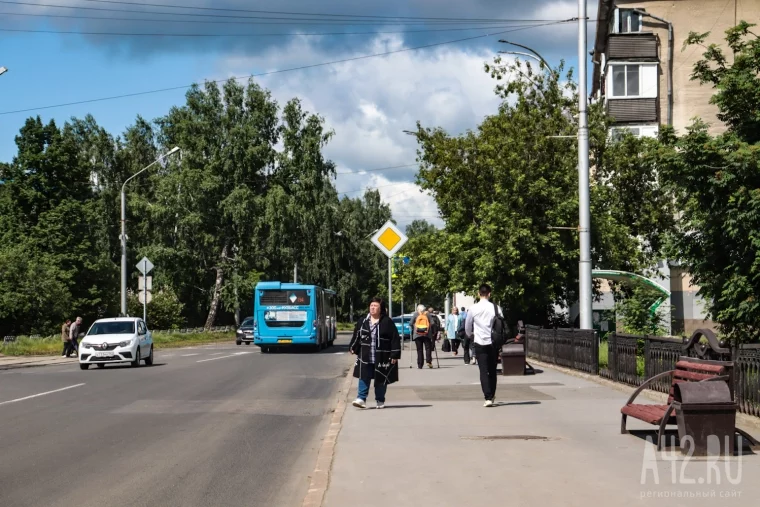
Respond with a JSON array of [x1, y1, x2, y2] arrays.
[[658, 23, 760, 343]]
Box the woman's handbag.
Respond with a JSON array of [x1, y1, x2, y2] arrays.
[[442, 338, 451, 353]]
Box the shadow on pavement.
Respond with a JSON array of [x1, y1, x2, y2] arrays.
[[626, 429, 758, 455], [380, 404, 433, 409], [493, 401, 542, 407], [88, 363, 168, 370]]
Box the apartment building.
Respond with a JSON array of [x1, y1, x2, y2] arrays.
[[590, 0, 760, 335]]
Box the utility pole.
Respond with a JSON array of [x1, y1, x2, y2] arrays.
[[577, 0, 592, 330]]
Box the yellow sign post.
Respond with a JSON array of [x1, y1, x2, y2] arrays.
[[370, 221, 408, 318]]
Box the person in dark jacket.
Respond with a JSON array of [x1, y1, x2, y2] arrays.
[[349, 297, 401, 409]]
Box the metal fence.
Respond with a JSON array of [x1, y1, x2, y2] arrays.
[[524, 325, 598, 375], [526, 325, 760, 419]]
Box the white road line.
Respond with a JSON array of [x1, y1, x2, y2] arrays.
[[210, 352, 224, 356], [181, 353, 200, 357], [196, 352, 253, 363], [0, 383, 85, 406]]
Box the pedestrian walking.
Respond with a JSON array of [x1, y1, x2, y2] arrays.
[[445, 307, 461, 356], [411, 305, 434, 368], [459, 307, 475, 365], [69, 316, 82, 355], [464, 284, 507, 407], [61, 319, 73, 357], [350, 297, 401, 409]]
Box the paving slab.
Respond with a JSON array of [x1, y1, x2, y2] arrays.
[[324, 346, 760, 507]]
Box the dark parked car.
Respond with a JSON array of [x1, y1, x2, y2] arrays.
[[236, 317, 254, 345]]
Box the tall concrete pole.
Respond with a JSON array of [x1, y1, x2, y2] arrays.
[[578, 0, 592, 329]]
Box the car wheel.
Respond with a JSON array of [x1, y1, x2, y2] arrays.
[[245, 341, 251, 345], [97, 364, 105, 369], [144, 345, 154, 366], [131, 347, 141, 368], [80, 363, 89, 370], [236, 339, 242, 345]]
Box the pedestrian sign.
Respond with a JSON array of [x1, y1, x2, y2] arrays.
[[370, 221, 408, 258]]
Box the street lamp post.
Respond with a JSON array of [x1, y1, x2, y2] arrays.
[[120, 146, 180, 316], [577, 0, 592, 330]]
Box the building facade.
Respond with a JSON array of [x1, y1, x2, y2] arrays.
[[590, 0, 760, 335]]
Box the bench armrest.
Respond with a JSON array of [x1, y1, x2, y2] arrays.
[[624, 370, 675, 406], [699, 375, 730, 383]]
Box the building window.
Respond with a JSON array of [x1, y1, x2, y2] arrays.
[[611, 64, 640, 97], [607, 63, 658, 99], [609, 124, 659, 141], [618, 9, 642, 33]]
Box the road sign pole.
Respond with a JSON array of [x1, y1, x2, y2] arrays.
[[143, 259, 147, 324], [388, 256, 392, 319]]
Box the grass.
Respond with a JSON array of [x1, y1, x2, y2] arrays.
[[337, 322, 355, 331], [0, 331, 235, 356], [598, 340, 645, 376]]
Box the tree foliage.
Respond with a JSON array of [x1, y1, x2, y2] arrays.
[[0, 79, 391, 335], [405, 57, 671, 325], [658, 23, 760, 343]]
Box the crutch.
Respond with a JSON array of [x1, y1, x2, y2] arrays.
[[432, 333, 440, 368]]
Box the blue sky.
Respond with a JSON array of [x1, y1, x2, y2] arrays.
[[0, 0, 596, 228]]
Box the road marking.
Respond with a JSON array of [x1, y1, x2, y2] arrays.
[[333, 352, 345, 355], [196, 352, 253, 363], [210, 352, 224, 356], [181, 353, 200, 357], [0, 383, 85, 406]]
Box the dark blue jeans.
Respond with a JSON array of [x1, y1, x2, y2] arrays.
[[357, 363, 387, 402]]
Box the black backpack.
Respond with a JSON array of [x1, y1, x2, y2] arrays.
[[490, 303, 509, 350]]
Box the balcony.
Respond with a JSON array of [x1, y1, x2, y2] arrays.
[[606, 98, 658, 123], [607, 33, 658, 61]]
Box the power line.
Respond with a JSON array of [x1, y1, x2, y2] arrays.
[[0, 11, 531, 27], [0, 21, 569, 116], [58, 0, 563, 23], [0, 2, 557, 24], [0, 24, 522, 38]]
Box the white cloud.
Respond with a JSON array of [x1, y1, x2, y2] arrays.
[[217, 33, 503, 230]]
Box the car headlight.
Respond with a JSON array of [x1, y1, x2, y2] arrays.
[[82, 342, 93, 349], [119, 339, 134, 347]]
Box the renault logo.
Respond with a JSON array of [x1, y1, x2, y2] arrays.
[[101, 342, 108, 350], [289, 293, 297, 303]]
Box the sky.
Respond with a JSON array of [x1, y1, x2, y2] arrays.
[[0, 0, 598, 229]]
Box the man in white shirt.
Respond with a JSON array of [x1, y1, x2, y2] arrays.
[[464, 284, 503, 407]]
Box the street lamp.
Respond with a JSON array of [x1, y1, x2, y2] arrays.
[[0, 67, 8, 76], [498, 40, 551, 70], [120, 146, 181, 316]]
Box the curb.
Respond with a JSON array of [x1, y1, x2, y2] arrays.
[[302, 364, 354, 507], [528, 358, 760, 431], [0, 360, 78, 371]]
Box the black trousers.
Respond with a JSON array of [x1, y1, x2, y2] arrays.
[[450, 338, 461, 354], [474, 343, 498, 400], [462, 338, 472, 363], [414, 336, 433, 368]]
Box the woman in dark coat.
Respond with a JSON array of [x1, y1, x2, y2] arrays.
[[349, 297, 401, 409]]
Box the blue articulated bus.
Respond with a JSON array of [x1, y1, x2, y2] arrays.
[[253, 282, 337, 352]]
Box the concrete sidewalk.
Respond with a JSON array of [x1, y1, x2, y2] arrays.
[[324, 347, 760, 507], [0, 354, 78, 370]]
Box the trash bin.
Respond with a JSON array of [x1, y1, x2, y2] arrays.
[[672, 381, 738, 457], [501, 342, 525, 376]]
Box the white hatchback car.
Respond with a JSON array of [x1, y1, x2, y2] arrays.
[[78, 317, 154, 370]]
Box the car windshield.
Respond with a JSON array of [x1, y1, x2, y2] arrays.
[[87, 321, 135, 335], [240, 318, 253, 328]]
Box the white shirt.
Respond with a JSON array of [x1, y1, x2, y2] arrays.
[[464, 299, 503, 346]]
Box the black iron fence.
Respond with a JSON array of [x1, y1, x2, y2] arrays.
[[525, 325, 760, 419], [524, 326, 598, 375]]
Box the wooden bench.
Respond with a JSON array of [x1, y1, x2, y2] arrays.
[[620, 356, 758, 450]]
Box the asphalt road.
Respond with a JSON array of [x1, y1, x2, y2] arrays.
[[0, 335, 353, 507]]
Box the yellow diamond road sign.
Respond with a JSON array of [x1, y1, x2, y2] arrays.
[[370, 220, 408, 258]]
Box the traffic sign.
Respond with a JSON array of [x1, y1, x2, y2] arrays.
[[136, 257, 154, 275], [138, 276, 152, 291], [138, 291, 153, 304], [370, 221, 408, 258]]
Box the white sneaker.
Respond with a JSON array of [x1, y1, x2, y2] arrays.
[[376, 402, 385, 409], [484, 399, 494, 407], [470, 359, 476, 365], [352, 398, 366, 409]]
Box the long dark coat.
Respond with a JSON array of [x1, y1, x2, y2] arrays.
[[349, 313, 401, 385]]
